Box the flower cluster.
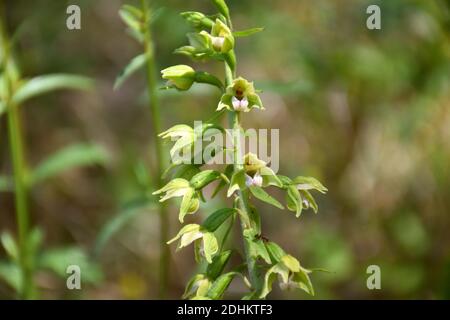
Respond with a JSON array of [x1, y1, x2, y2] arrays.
[[154, 0, 327, 300]]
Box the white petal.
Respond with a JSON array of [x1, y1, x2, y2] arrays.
[[212, 36, 225, 50], [245, 174, 254, 187], [253, 172, 263, 187], [240, 97, 249, 109], [232, 96, 241, 110]]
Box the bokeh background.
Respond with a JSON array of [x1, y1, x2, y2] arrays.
[[0, 0, 449, 299]]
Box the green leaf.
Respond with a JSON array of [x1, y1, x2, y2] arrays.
[[194, 71, 224, 90], [202, 208, 235, 232], [1, 232, 19, 261], [27, 227, 44, 262], [292, 176, 328, 193], [206, 250, 232, 280], [180, 11, 214, 30], [265, 241, 286, 263], [114, 54, 148, 90], [211, 0, 230, 21], [12, 74, 94, 105], [233, 27, 264, 37], [202, 232, 219, 263], [206, 272, 237, 299], [148, 7, 165, 25], [173, 164, 201, 180], [39, 247, 103, 284], [119, 5, 142, 32], [249, 186, 284, 210], [0, 262, 21, 292], [94, 196, 156, 256], [30, 144, 109, 185], [189, 170, 221, 190], [244, 234, 271, 264], [248, 205, 261, 235]]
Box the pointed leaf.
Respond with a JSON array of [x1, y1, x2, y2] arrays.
[[30, 144, 109, 185], [39, 247, 102, 283], [202, 208, 235, 232], [206, 272, 237, 299], [1, 232, 19, 261], [292, 176, 328, 193], [249, 186, 284, 209], [12, 74, 94, 105], [114, 54, 148, 90], [206, 250, 232, 280], [233, 27, 264, 37], [94, 196, 156, 256], [189, 170, 221, 190], [0, 262, 21, 292], [119, 5, 142, 32]]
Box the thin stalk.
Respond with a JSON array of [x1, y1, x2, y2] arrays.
[[224, 55, 261, 295], [0, 12, 34, 299], [140, 0, 170, 299]]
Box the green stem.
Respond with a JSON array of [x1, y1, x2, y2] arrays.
[[0, 13, 34, 299], [141, 0, 170, 299], [224, 54, 261, 296]]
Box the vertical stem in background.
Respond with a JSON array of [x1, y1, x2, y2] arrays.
[[225, 57, 260, 295], [141, 0, 170, 299], [0, 10, 34, 299]]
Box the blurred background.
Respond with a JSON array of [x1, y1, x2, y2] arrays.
[[0, 0, 449, 299]]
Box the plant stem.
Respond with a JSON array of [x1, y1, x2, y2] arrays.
[[224, 56, 261, 296], [0, 13, 34, 299], [141, 0, 170, 299]]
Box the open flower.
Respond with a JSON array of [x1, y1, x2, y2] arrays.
[[244, 153, 281, 187], [158, 124, 196, 159], [161, 65, 196, 90], [227, 153, 282, 198], [152, 178, 199, 222], [167, 224, 218, 263], [217, 77, 263, 112], [245, 171, 263, 187], [260, 254, 314, 298], [199, 19, 234, 53]]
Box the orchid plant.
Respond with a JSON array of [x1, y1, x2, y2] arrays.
[[154, 0, 328, 299]]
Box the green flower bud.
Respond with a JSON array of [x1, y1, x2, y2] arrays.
[[161, 64, 196, 90], [181, 11, 214, 30]]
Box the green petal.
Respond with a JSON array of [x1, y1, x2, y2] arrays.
[[217, 94, 232, 111]]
